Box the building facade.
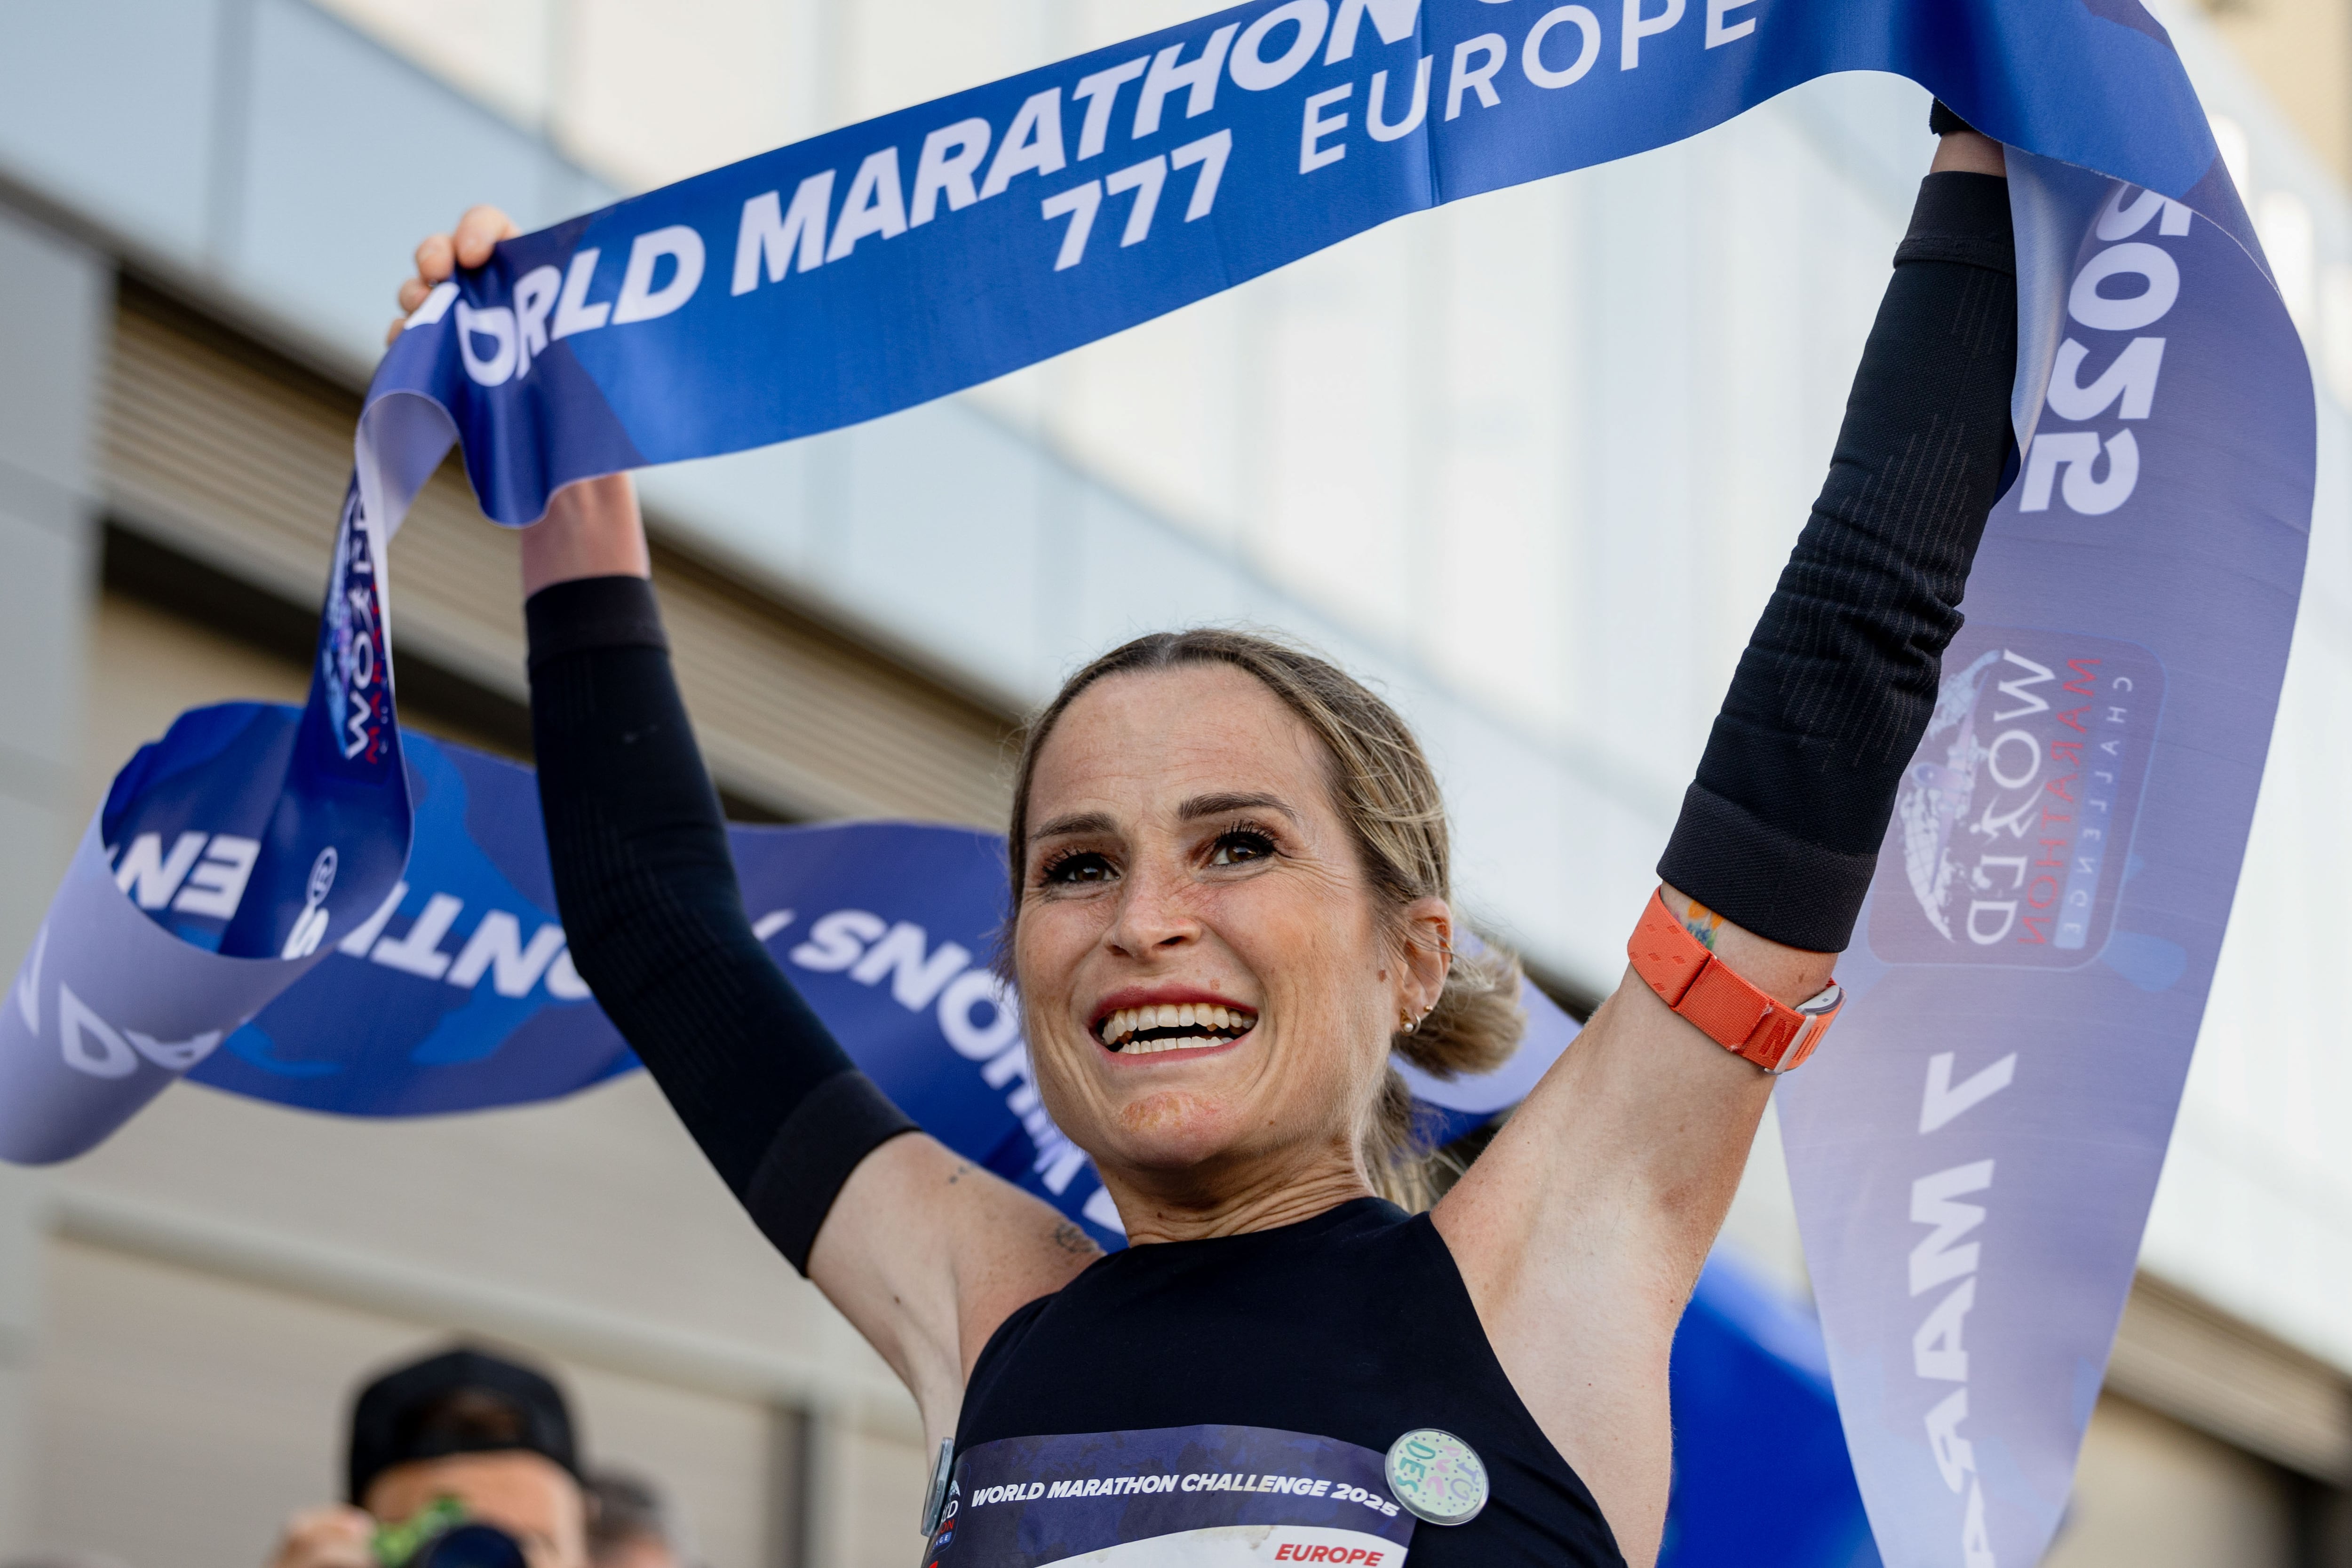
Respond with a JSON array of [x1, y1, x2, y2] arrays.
[[0, 0, 2349, 1564]]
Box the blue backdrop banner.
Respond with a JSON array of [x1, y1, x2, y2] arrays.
[[0, 2, 2311, 1564]]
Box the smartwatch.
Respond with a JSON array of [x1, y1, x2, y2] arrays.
[[1626, 889, 1843, 1072]]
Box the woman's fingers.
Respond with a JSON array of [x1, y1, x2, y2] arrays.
[[453, 204, 521, 269], [389, 206, 524, 345], [413, 230, 456, 286]]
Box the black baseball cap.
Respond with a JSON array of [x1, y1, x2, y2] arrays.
[[348, 1346, 581, 1505]]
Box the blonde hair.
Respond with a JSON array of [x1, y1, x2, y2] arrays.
[[1006, 628, 1524, 1209]]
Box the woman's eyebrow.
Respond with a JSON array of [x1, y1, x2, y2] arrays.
[[1179, 791, 1299, 824], [1032, 810, 1117, 840]]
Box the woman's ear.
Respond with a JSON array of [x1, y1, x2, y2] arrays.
[[1397, 896, 1454, 1022]]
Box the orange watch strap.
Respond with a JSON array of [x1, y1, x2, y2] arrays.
[[1627, 890, 1840, 1072]]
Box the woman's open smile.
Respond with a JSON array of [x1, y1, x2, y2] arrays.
[[1090, 987, 1261, 1058]]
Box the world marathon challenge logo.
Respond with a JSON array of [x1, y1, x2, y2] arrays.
[[1871, 626, 2163, 967]]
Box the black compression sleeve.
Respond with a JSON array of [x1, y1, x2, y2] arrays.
[[1657, 171, 2018, 952], [527, 574, 916, 1273]]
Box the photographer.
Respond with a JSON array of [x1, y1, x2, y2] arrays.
[[267, 1347, 588, 1568]]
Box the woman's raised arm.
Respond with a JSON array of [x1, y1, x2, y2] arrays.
[[393, 209, 1098, 1445], [1435, 127, 2015, 1562]]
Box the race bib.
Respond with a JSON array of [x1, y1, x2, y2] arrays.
[[928, 1425, 1415, 1567]]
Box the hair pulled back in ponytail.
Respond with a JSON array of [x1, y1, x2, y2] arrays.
[[1006, 627, 1525, 1211]]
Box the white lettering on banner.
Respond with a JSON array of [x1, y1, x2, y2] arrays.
[[446, 911, 567, 997], [784, 905, 1091, 1195], [940, 968, 1022, 1058], [1042, 182, 1103, 270], [1924, 1387, 1975, 1490], [1302, 84, 1352, 173], [1037, 127, 1225, 265], [912, 120, 993, 225], [551, 249, 610, 338], [59, 983, 135, 1078], [1621, 0, 1685, 70], [790, 908, 888, 970], [1914, 1276, 1977, 1381], [1325, 0, 1421, 63], [1073, 58, 1148, 160], [125, 1025, 222, 1070], [545, 945, 591, 1000], [1905, 1023, 2012, 1568], [2068, 242, 2179, 332], [171, 835, 260, 919], [513, 265, 561, 375], [457, 301, 519, 386], [1367, 58, 1433, 139], [827, 149, 911, 261], [403, 280, 459, 330], [370, 893, 466, 980], [1523, 7, 1602, 89], [1705, 0, 1758, 48], [2025, 186, 2193, 526], [733, 174, 836, 292], [985, 92, 1067, 199], [751, 909, 795, 942], [111, 832, 260, 919], [1172, 130, 1233, 220], [14, 926, 44, 1035], [1105, 156, 1169, 245], [612, 226, 706, 324], [849, 921, 973, 1009], [2046, 336, 2165, 421], [1233, 0, 1330, 91], [1446, 35, 1507, 119], [114, 832, 208, 909], [1911, 1160, 1994, 1294], [1992, 650, 2053, 720], [1135, 24, 1239, 138], [2022, 430, 2139, 515], [1920, 1051, 2018, 1134], [2097, 184, 2193, 241]]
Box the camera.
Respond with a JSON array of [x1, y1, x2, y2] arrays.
[[375, 1500, 528, 1568]]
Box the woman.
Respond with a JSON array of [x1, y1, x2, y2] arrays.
[[392, 120, 2013, 1565]]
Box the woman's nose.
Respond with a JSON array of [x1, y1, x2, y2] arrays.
[[1105, 857, 1200, 956]]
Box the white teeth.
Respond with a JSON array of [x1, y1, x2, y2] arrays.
[[1125, 1035, 1215, 1055], [1096, 1003, 1259, 1048]]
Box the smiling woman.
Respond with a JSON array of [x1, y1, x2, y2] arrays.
[[1003, 629, 1523, 1216], [389, 113, 2013, 1568]]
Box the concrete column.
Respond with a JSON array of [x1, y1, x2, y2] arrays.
[[0, 200, 112, 1555]]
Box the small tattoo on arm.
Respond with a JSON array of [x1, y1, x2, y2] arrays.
[[1678, 897, 1724, 952], [1051, 1221, 1099, 1258], [948, 1162, 972, 1185]]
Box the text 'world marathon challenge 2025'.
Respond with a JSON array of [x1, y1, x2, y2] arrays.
[[0, 1, 2314, 1564]]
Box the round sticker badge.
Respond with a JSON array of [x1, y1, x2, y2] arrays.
[[1383, 1428, 1488, 1526]]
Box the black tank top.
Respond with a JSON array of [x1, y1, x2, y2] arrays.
[[954, 1197, 1625, 1566]]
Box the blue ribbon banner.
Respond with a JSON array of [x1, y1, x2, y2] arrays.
[[0, 2, 2311, 1564]]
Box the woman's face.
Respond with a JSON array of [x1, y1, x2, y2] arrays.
[[1015, 664, 1446, 1205]]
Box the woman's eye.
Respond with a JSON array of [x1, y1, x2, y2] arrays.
[[1041, 851, 1116, 885], [1208, 830, 1276, 867]]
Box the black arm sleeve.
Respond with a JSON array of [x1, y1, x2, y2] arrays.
[[1657, 171, 2018, 952], [527, 574, 917, 1273]]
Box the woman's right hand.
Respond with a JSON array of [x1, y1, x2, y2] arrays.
[[385, 204, 521, 346], [389, 205, 649, 582]]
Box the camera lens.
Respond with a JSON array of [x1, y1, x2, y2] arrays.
[[412, 1523, 529, 1568]]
